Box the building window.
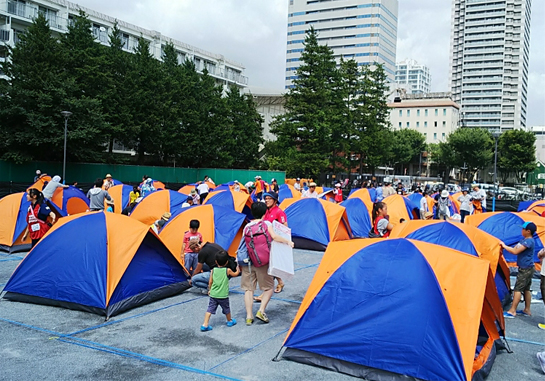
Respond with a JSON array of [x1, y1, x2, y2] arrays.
[[424, 121, 428, 128], [434, 121, 438, 127], [417, 109, 420, 117], [425, 109, 428, 117], [399, 110, 402, 117], [416, 122, 420, 128], [424, 133, 427, 138], [434, 133, 437, 140], [435, 109, 438, 116], [443, 109, 447, 116], [442, 121, 446, 127], [398, 122, 402, 128], [442, 133, 446, 139], [407, 110, 410, 117]]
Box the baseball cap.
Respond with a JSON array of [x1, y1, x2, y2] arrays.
[[522, 221, 537, 234]]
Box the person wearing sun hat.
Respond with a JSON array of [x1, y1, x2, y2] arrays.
[[437, 190, 451, 220], [302, 182, 319, 198], [501, 221, 536, 319]]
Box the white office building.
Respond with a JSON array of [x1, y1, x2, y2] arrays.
[[388, 92, 461, 145], [395, 59, 431, 94], [285, 0, 398, 88], [0, 0, 247, 87], [528, 126, 545, 163], [449, 0, 532, 132]]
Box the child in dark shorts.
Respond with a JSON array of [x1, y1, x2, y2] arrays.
[[184, 241, 200, 274], [201, 251, 240, 332]]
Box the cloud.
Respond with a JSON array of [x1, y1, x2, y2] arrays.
[[70, 0, 545, 126]]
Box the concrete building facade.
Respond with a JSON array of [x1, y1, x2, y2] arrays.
[[395, 59, 431, 94], [388, 92, 461, 145], [0, 0, 247, 87], [253, 94, 285, 143], [449, 0, 532, 133], [285, 0, 398, 88], [528, 125, 545, 163]]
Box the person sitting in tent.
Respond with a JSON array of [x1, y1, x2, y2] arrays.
[[333, 183, 343, 204], [458, 188, 472, 223], [294, 178, 301, 192], [22, 188, 56, 248], [42, 175, 69, 200], [501, 221, 536, 319], [241, 202, 294, 325], [302, 182, 319, 198], [103, 174, 114, 190], [181, 196, 194, 208], [139, 175, 155, 198], [200, 250, 240, 332], [105, 200, 114, 213], [437, 190, 452, 220], [370, 202, 393, 238], [129, 186, 140, 204], [87, 178, 114, 212], [151, 219, 166, 234]]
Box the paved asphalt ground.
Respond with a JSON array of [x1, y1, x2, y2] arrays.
[[1, 248, 544, 381]]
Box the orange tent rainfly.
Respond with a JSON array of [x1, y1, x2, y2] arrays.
[[27, 175, 52, 191], [348, 188, 376, 206], [0, 193, 32, 253], [279, 198, 351, 250], [2, 212, 190, 318], [390, 219, 511, 306], [49, 186, 89, 215], [382, 194, 420, 223], [108, 184, 133, 213], [280, 238, 504, 381], [159, 204, 246, 259], [129, 190, 187, 226], [204, 189, 253, 219]]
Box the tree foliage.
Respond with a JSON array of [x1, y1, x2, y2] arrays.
[[0, 13, 262, 168], [390, 129, 426, 173], [498, 129, 536, 182]]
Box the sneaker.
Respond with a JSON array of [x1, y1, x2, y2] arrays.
[[538, 324, 545, 330], [227, 319, 237, 327], [200, 325, 213, 332], [245, 318, 254, 326], [537, 352, 545, 373], [256, 310, 269, 324]]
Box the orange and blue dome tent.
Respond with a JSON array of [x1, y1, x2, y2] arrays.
[[285, 178, 312, 186], [278, 184, 302, 204], [159, 204, 246, 258], [178, 184, 197, 195], [382, 194, 420, 222], [27, 175, 52, 191], [390, 220, 511, 306], [204, 189, 253, 219], [465, 211, 545, 272], [280, 239, 504, 381], [279, 198, 351, 250], [348, 188, 377, 204], [49, 186, 89, 216], [130, 190, 187, 226], [520, 200, 545, 216], [340, 198, 372, 238], [219, 181, 248, 194], [108, 184, 133, 213], [0, 193, 31, 253], [2, 212, 190, 318]]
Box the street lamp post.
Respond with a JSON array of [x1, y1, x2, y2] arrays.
[[492, 131, 500, 212], [60, 111, 72, 184]]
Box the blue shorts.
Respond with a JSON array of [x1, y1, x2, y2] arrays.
[[207, 297, 230, 315]]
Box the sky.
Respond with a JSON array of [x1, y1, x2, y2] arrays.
[[74, 0, 545, 127]]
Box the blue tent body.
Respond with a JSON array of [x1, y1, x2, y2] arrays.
[[131, 189, 187, 216], [54, 186, 89, 216], [340, 198, 372, 238], [474, 212, 543, 265], [204, 190, 252, 220], [517, 200, 535, 212], [212, 184, 231, 192], [3, 213, 190, 317], [404, 223, 510, 306], [117, 184, 133, 211], [112, 179, 123, 186], [407, 192, 423, 207], [279, 184, 298, 204]]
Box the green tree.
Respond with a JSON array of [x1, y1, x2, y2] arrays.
[[270, 27, 339, 178], [225, 86, 264, 168], [448, 127, 494, 178], [498, 129, 536, 183], [390, 129, 426, 174], [429, 142, 457, 183]]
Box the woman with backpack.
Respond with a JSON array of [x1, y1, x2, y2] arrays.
[[239, 202, 294, 326], [369, 202, 393, 238], [21, 188, 57, 248]]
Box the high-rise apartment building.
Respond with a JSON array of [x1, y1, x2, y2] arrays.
[[0, 0, 247, 87], [449, 0, 531, 132], [395, 59, 431, 94], [285, 0, 398, 88]]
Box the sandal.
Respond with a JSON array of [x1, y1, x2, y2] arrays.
[[254, 294, 263, 303], [275, 283, 284, 294]]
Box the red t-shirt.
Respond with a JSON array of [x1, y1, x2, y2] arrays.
[[183, 231, 203, 253], [263, 205, 287, 225], [334, 188, 343, 202]]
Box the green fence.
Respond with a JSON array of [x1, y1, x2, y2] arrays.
[[0, 161, 285, 185]]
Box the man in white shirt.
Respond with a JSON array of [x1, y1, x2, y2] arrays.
[[302, 182, 319, 198], [197, 182, 209, 204], [471, 185, 487, 212], [419, 191, 429, 220], [294, 178, 302, 192]]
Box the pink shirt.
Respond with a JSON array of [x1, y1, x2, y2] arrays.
[[183, 231, 203, 253], [263, 205, 287, 225]]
